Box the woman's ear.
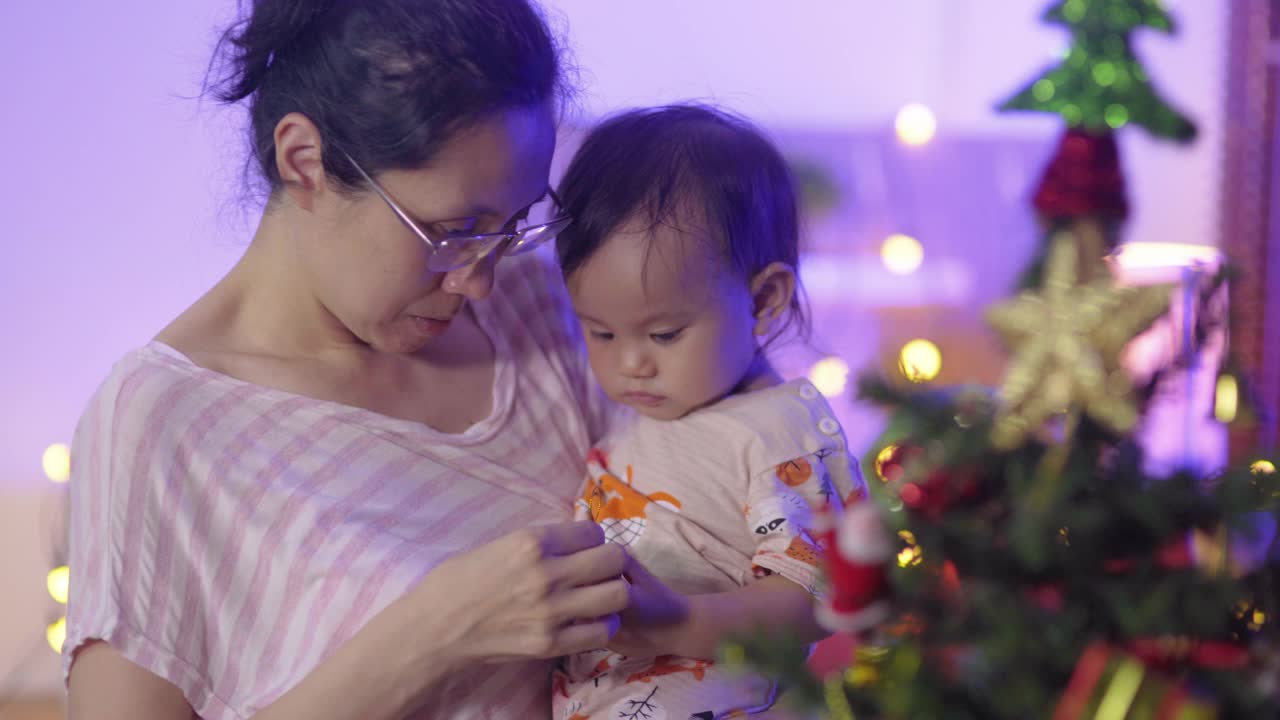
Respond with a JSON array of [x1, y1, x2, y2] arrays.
[[748, 261, 797, 337], [273, 112, 330, 211]]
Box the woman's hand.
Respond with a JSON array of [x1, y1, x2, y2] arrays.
[[406, 520, 631, 666]]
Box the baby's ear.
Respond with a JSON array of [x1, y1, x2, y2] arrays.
[[748, 262, 797, 337]]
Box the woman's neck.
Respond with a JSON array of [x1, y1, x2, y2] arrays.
[[176, 207, 368, 363]]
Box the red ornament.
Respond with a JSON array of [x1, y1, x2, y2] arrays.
[[814, 500, 892, 634], [900, 467, 982, 519], [1026, 582, 1065, 612], [1103, 534, 1192, 574], [1033, 128, 1129, 221]]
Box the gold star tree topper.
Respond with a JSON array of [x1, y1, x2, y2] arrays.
[[985, 231, 1172, 449]]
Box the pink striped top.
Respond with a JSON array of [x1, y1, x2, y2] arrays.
[[63, 253, 606, 719]]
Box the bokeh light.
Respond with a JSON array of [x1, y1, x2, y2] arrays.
[[1252, 460, 1276, 476], [897, 530, 923, 567], [47, 617, 66, 653], [874, 445, 900, 483], [47, 566, 70, 605], [880, 233, 924, 275], [895, 103, 937, 146], [808, 357, 850, 398], [43, 443, 71, 483], [1215, 375, 1238, 423], [899, 339, 942, 383]]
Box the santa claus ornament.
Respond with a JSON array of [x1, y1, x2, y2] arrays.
[[814, 500, 893, 633]]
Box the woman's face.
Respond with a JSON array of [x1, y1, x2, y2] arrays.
[[305, 103, 557, 354]]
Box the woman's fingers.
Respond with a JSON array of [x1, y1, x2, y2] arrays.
[[547, 540, 628, 589], [551, 578, 630, 623], [554, 615, 622, 656], [535, 520, 605, 557]]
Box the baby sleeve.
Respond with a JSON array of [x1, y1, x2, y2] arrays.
[[745, 449, 867, 595]]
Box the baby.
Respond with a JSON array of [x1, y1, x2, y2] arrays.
[[552, 105, 867, 719]]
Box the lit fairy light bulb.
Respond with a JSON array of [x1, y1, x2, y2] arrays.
[[895, 103, 937, 146], [897, 530, 923, 567], [899, 339, 942, 383], [1252, 460, 1276, 475], [47, 617, 67, 653], [874, 445, 900, 483], [43, 443, 71, 483], [1215, 375, 1238, 423], [47, 566, 70, 605], [807, 357, 850, 398], [880, 233, 924, 275]]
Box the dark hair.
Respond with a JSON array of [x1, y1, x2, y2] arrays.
[[207, 0, 566, 192], [556, 104, 809, 343]]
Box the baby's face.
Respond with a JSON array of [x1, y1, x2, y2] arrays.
[[566, 217, 760, 420]]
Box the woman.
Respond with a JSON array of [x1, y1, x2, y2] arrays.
[[63, 1, 663, 717]]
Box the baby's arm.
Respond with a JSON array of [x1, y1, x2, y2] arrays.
[[609, 572, 826, 660]]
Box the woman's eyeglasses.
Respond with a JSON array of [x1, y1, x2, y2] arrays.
[[343, 151, 572, 272]]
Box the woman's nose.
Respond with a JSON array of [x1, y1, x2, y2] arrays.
[[442, 252, 498, 300]]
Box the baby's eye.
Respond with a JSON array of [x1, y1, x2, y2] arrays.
[[589, 330, 615, 341], [650, 329, 684, 344]]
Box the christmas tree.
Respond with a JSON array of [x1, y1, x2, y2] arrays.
[[730, 233, 1280, 717], [729, 4, 1280, 718]]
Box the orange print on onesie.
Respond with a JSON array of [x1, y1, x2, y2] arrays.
[[580, 453, 682, 547]]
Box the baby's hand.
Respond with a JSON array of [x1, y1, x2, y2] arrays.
[[607, 554, 691, 658]]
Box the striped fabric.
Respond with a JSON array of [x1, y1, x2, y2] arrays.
[[63, 253, 605, 719]]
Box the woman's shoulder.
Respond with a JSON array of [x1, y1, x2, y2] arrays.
[[76, 342, 237, 458]]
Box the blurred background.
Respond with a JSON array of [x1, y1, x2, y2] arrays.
[[2, 1, 1275, 716]]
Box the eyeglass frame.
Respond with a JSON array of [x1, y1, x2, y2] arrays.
[[340, 149, 572, 272]]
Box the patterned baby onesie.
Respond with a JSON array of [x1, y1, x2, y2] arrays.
[[553, 379, 866, 720]]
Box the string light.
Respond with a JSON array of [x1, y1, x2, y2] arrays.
[[881, 233, 924, 275], [897, 530, 923, 567], [895, 103, 937, 146], [47, 566, 70, 605], [874, 445, 901, 482], [807, 357, 850, 398], [899, 339, 942, 383], [47, 617, 66, 653], [43, 443, 71, 483], [1214, 375, 1238, 423]]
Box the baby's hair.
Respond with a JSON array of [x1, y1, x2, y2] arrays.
[[556, 103, 809, 344]]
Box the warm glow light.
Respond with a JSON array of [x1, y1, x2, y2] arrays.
[[897, 547, 923, 568], [47, 566, 70, 605], [1215, 375, 1239, 423], [807, 357, 850, 398], [43, 443, 71, 483], [895, 103, 937, 146], [880, 233, 924, 275], [1109, 242, 1221, 271], [899, 339, 942, 383], [874, 445, 900, 482], [897, 530, 922, 567], [47, 617, 66, 653], [1252, 460, 1277, 475]]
